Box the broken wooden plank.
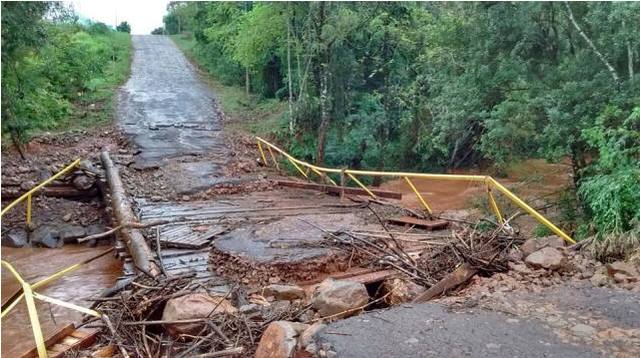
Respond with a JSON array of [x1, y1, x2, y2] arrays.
[[412, 263, 477, 302], [20, 324, 75, 358], [387, 216, 449, 230], [277, 180, 403, 200]]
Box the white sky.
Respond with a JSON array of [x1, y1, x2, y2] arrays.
[[70, 0, 169, 35]]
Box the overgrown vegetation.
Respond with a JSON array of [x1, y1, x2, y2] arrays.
[[165, 2, 639, 254], [1, 2, 132, 150]]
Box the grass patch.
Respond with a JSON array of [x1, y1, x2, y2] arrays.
[[63, 32, 133, 131], [170, 34, 285, 137]]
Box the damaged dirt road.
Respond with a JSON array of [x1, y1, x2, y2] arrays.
[[1, 35, 638, 358]]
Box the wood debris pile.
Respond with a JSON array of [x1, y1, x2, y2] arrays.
[[87, 274, 308, 357]]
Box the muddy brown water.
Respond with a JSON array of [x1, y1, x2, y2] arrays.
[[380, 159, 571, 212], [1, 245, 121, 357]]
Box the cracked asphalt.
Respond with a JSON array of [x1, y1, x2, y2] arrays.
[[117, 35, 228, 193]]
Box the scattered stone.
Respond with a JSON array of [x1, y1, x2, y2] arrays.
[[239, 303, 260, 315], [485, 343, 501, 350], [380, 278, 425, 305], [521, 236, 565, 257], [571, 323, 596, 337], [162, 293, 237, 337], [255, 321, 308, 358], [30, 225, 61, 248], [606, 261, 639, 282], [72, 175, 94, 190], [405, 337, 419, 345], [37, 168, 53, 181], [525, 247, 566, 271], [20, 180, 36, 191], [262, 284, 306, 301], [62, 213, 72, 222], [506, 247, 523, 262], [2, 228, 29, 248], [311, 278, 369, 319], [182, 195, 190, 201], [58, 224, 87, 243]]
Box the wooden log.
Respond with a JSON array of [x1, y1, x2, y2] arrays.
[[1, 186, 98, 200], [277, 180, 402, 199], [100, 151, 160, 278], [412, 263, 477, 303]]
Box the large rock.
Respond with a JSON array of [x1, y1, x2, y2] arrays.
[[30, 225, 61, 248], [380, 278, 425, 305], [311, 278, 369, 318], [162, 293, 237, 337], [255, 321, 309, 358], [262, 284, 306, 301], [525, 247, 566, 271], [2, 228, 28, 248], [58, 224, 87, 243], [521, 236, 565, 257]]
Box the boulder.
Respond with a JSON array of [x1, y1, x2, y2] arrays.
[[380, 278, 425, 305], [30, 225, 61, 248], [162, 293, 237, 337], [311, 278, 369, 318], [521, 236, 565, 257], [262, 284, 306, 301], [525, 247, 566, 271], [58, 224, 87, 243], [255, 321, 309, 358], [2, 228, 29, 248]]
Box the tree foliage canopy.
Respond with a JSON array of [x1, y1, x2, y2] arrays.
[[166, 2, 639, 241]]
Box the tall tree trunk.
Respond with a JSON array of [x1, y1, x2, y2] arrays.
[[316, 62, 330, 165], [564, 1, 620, 85], [287, 13, 294, 133], [245, 68, 250, 95], [623, 20, 634, 80]]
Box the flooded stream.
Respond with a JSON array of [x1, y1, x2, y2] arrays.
[[380, 159, 572, 213], [1, 245, 121, 357]]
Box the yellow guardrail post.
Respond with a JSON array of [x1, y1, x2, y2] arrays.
[[26, 194, 32, 226], [267, 146, 280, 170], [488, 178, 575, 244], [486, 182, 504, 225], [257, 141, 268, 166], [404, 177, 432, 214], [1, 159, 81, 222], [346, 172, 376, 198]]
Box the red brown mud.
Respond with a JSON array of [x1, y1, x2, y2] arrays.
[[0, 246, 122, 357]]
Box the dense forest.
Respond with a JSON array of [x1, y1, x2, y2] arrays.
[[1, 2, 132, 151], [162, 2, 639, 248]]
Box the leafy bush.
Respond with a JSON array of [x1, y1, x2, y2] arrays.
[[2, 5, 132, 142]]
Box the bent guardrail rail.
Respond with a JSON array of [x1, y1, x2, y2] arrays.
[[256, 136, 575, 244]]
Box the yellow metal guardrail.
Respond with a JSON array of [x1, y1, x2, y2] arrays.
[[0, 158, 103, 357], [1, 159, 81, 226], [1, 254, 105, 358], [256, 136, 575, 244]]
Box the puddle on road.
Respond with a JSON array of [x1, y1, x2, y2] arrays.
[[1, 245, 121, 357]]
